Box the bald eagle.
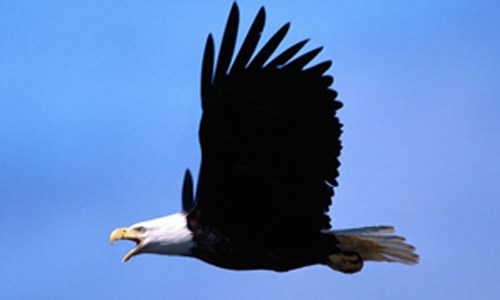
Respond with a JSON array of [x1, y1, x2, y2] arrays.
[[110, 3, 418, 273]]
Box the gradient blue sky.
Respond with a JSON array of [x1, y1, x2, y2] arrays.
[[1, 1, 499, 299]]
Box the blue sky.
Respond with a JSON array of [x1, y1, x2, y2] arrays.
[[1, 1, 499, 299]]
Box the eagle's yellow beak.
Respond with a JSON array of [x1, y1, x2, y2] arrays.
[[110, 227, 142, 263]]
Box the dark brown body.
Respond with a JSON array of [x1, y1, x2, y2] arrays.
[[188, 216, 340, 271]]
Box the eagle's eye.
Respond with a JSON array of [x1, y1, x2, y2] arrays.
[[134, 226, 146, 233]]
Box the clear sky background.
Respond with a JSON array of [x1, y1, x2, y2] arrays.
[[1, 1, 499, 299]]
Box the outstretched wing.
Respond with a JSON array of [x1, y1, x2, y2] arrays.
[[191, 3, 342, 245]]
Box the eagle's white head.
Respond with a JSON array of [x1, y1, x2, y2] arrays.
[[110, 212, 194, 262]]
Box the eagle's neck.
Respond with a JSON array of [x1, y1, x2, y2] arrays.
[[141, 212, 195, 256]]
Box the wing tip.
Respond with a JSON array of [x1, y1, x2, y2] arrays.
[[182, 169, 195, 212]]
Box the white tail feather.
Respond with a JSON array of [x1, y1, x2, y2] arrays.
[[330, 226, 419, 265]]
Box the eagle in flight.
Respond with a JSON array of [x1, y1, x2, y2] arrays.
[[110, 3, 418, 273]]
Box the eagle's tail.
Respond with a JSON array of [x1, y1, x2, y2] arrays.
[[325, 226, 419, 274]]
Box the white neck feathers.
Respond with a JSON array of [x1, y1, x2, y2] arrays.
[[138, 212, 194, 256]]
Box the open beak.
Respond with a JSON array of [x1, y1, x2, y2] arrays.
[[110, 227, 142, 262]]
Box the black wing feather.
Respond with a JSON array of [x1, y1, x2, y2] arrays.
[[182, 169, 194, 212], [285, 47, 323, 71], [191, 4, 342, 248], [266, 39, 308, 68], [304, 61, 332, 77], [201, 35, 215, 108], [230, 7, 265, 74], [214, 3, 239, 84], [248, 23, 290, 70]]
